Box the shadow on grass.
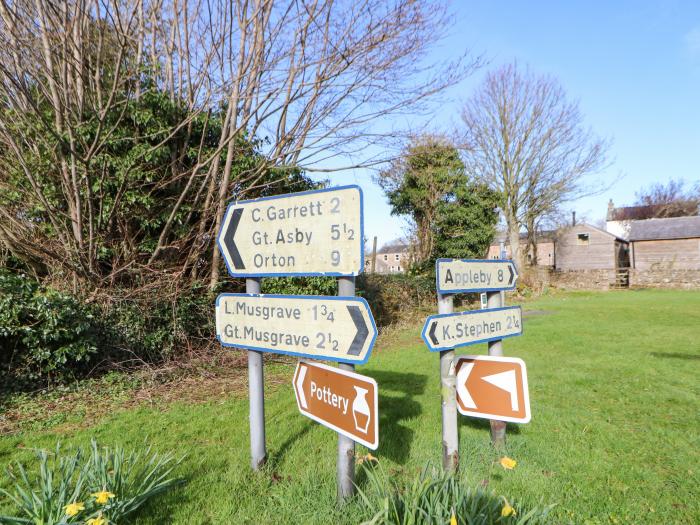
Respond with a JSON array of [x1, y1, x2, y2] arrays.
[[265, 422, 314, 471], [459, 416, 521, 435], [650, 352, 700, 360], [366, 370, 428, 465]]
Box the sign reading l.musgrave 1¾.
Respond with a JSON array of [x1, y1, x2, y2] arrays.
[[217, 185, 363, 277], [216, 293, 377, 364], [436, 258, 518, 294], [421, 306, 522, 352]]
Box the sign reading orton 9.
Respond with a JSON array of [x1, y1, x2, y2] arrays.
[[293, 361, 378, 449], [217, 186, 363, 277]]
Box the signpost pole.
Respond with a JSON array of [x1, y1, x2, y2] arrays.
[[246, 277, 267, 470], [486, 289, 507, 448], [438, 292, 459, 471], [337, 276, 356, 501]]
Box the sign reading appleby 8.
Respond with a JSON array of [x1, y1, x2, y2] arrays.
[[293, 360, 378, 449]]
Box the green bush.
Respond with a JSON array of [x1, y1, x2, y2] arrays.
[[357, 463, 554, 525], [261, 276, 337, 296], [0, 440, 183, 525], [357, 273, 436, 326], [0, 269, 99, 386]]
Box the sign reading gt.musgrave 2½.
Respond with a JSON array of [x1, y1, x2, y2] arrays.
[[436, 258, 518, 294], [217, 186, 363, 277], [421, 306, 523, 352], [216, 294, 377, 365]]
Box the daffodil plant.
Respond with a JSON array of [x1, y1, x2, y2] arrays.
[[0, 440, 183, 525]]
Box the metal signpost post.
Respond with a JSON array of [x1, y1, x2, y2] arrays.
[[438, 291, 459, 471], [427, 258, 523, 463], [216, 185, 375, 500]]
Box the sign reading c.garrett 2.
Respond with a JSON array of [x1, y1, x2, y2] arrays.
[[216, 294, 377, 364], [217, 186, 363, 277]]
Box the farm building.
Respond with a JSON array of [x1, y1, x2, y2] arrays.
[[629, 216, 700, 270], [554, 223, 629, 272]]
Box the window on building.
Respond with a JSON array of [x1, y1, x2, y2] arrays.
[[395, 254, 400, 261], [577, 233, 590, 246], [383, 254, 388, 261]]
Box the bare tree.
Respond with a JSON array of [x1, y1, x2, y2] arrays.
[[634, 179, 700, 218], [460, 62, 610, 269], [0, 0, 479, 292]]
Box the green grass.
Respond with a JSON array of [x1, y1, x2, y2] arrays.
[[1, 289, 698, 524]]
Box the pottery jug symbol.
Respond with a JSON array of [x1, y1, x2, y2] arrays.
[[352, 386, 371, 434]]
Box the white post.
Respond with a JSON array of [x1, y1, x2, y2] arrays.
[[438, 292, 459, 471], [337, 276, 356, 500], [246, 277, 267, 469]]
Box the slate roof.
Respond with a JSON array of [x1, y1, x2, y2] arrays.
[[377, 242, 410, 254], [628, 216, 700, 241]]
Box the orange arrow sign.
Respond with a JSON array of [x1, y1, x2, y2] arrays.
[[293, 361, 378, 449], [455, 355, 531, 423]]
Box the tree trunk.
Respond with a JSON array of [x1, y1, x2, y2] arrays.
[[507, 221, 523, 272]]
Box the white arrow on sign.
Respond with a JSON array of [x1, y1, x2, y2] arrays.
[[482, 370, 519, 411], [456, 362, 476, 409], [296, 363, 308, 409]]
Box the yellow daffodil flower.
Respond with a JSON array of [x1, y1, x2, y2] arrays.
[[501, 503, 516, 517], [86, 513, 108, 525], [356, 452, 378, 465], [499, 456, 517, 470], [91, 490, 116, 505], [450, 511, 458, 525], [64, 502, 85, 517]]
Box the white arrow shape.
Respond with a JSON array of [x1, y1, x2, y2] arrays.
[[482, 370, 519, 411], [456, 362, 476, 409], [296, 363, 308, 409]]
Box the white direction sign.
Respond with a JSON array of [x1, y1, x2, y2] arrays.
[[216, 293, 377, 364], [421, 306, 522, 352], [436, 258, 518, 294], [217, 185, 363, 277]]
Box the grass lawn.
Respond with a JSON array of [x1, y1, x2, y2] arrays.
[[1, 289, 698, 524]]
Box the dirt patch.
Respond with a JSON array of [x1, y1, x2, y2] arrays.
[[0, 351, 293, 436]]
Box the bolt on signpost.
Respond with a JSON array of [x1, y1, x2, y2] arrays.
[[216, 185, 376, 502], [427, 257, 523, 464]]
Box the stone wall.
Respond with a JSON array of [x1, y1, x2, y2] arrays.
[[629, 268, 700, 289], [547, 269, 617, 290]]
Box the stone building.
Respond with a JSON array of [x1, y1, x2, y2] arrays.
[[365, 241, 412, 274]]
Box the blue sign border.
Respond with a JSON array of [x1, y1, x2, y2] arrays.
[[217, 185, 365, 278], [215, 293, 378, 365], [421, 305, 523, 352], [435, 258, 518, 295]]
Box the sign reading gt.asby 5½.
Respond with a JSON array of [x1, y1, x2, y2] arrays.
[[217, 185, 363, 277], [436, 259, 518, 294], [293, 361, 378, 449], [216, 294, 377, 364]]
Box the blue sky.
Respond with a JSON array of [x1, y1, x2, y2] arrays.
[[314, 1, 700, 247]]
